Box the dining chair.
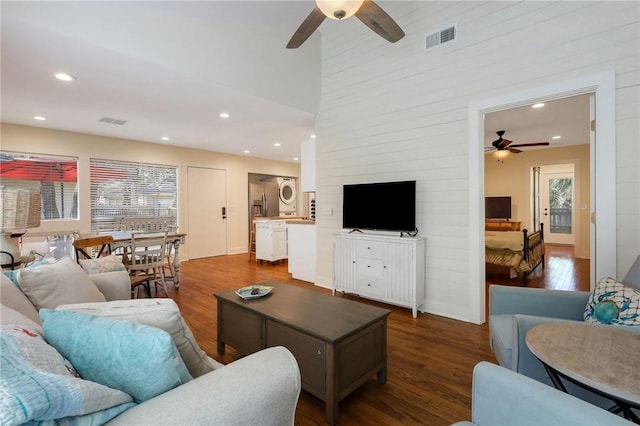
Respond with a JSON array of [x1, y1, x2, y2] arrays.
[[73, 235, 114, 262], [248, 221, 256, 262], [162, 225, 178, 283], [74, 234, 150, 297], [128, 231, 169, 297]]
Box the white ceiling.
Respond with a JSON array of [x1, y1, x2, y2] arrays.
[[1, 1, 590, 163], [484, 93, 591, 153], [1, 1, 321, 162]]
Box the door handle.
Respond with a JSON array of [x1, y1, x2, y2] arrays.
[[262, 193, 267, 215], [222, 207, 227, 219]]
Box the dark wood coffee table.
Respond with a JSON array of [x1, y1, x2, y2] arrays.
[[215, 281, 391, 425]]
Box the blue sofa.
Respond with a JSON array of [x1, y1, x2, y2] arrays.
[[451, 362, 632, 426], [489, 255, 640, 409]]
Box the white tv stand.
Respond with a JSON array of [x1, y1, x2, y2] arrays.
[[333, 233, 426, 317]]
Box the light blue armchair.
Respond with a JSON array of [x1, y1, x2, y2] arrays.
[[450, 362, 632, 426], [488, 255, 640, 408]]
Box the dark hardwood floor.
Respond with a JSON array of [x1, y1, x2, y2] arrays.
[[158, 246, 586, 425], [486, 244, 590, 291]]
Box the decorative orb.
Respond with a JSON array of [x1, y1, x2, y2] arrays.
[[593, 300, 619, 324]]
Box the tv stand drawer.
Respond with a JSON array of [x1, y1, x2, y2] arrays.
[[356, 240, 385, 258]]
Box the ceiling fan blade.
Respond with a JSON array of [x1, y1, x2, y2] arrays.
[[508, 148, 523, 153], [509, 142, 550, 148], [354, 0, 405, 43], [286, 7, 326, 49], [484, 147, 496, 152], [499, 139, 513, 148]]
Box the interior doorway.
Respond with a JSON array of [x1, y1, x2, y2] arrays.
[[468, 71, 617, 324]]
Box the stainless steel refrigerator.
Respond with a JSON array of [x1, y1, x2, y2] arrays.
[[249, 181, 279, 219]]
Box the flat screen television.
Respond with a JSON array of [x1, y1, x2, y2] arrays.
[[343, 180, 416, 233], [485, 196, 512, 220]]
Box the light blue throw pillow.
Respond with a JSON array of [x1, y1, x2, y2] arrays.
[[40, 309, 193, 403], [28, 403, 137, 426], [3, 258, 54, 286], [3, 269, 20, 286]]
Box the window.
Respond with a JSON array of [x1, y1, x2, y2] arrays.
[[0, 152, 78, 220], [548, 177, 573, 234], [90, 159, 177, 231]]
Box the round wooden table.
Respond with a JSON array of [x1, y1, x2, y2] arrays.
[[526, 322, 640, 422]]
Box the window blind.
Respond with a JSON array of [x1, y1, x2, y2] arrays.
[[0, 152, 78, 220], [90, 159, 177, 231]]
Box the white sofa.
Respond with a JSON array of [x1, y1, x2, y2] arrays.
[[1, 260, 301, 425]]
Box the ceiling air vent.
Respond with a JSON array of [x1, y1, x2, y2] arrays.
[[425, 25, 456, 51], [99, 116, 128, 126]]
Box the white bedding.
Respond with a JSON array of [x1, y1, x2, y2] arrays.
[[485, 231, 524, 252]]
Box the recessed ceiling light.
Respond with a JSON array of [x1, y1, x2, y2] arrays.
[[552, 135, 562, 140], [310, 134, 316, 139], [243, 150, 250, 154], [219, 112, 230, 119], [33, 116, 46, 121], [293, 157, 300, 161], [55, 73, 76, 82], [532, 103, 545, 109], [161, 136, 170, 141], [274, 142, 281, 147]]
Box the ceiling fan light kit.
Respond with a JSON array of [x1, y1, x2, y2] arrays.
[[495, 150, 509, 163], [287, 0, 405, 48], [316, 0, 364, 20]]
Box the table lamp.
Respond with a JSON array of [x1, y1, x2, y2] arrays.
[[0, 188, 41, 268]]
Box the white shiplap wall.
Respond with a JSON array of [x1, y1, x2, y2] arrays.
[[314, 1, 640, 322]]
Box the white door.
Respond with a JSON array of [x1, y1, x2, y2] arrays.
[[541, 167, 575, 245], [187, 167, 227, 259]]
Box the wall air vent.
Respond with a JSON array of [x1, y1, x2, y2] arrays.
[[425, 25, 456, 51], [99, 117, 128, 126]]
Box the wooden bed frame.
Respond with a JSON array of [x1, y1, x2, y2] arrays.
[[520, 223, 545, 285], [485, 223, 545, 286]]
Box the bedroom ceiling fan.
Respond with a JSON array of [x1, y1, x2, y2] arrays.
[[286, 0, 405, 49], [485, 130, 550, 154]]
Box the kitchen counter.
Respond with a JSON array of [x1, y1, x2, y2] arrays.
[[255, 220, 288, 262], [287, 221, 316, 283], [254, 215, 306, 221]]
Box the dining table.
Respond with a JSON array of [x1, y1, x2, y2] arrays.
[[79, 230, 187, 289]]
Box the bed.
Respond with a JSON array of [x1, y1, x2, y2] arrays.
[[485, 223, 545, 286]]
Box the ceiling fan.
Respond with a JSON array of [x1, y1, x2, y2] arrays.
[[287, 0, 405, 49], [485, 130, 550, 154]]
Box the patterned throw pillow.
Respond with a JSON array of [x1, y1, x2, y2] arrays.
[[584, 277, 640, 326], [78, 253, 127, 275], [0, 324, 134, 425]]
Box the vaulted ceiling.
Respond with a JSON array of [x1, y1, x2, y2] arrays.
[[1, 1, 589, 163]]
